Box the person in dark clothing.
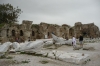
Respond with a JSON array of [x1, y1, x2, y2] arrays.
[[28, 37, 30, 41], [79, 34, 83, 48]]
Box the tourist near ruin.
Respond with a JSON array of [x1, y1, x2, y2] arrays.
[[0, 21, 100, 66], [0, 1, 100, 66]]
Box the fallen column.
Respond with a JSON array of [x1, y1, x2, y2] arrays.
[[35, 50, 90, 64]]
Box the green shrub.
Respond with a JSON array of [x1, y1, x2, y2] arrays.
[[39, 60, 48, 64], [21, 60, 30, 63]]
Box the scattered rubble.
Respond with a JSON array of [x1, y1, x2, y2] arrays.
[[0, 34, 100, 65]]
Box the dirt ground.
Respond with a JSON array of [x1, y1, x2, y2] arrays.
[[0, 42, 100, 66]]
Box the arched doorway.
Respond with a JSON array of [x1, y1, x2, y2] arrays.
[[6, 29, 9, 37], [20, 30, 23, 36], [12, 30, 15, 36], [32, 31, 35, 36], [69, 28, 74, 38], [48, 32, 50, 38]]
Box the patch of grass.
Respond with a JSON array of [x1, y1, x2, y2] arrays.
[[20, 51, 34, 54], [0, 55, 6, 59], [6, 56, 13, 59], [20, 52, 26, 54], [11, 60, 20, 64], [0, 55, 13, 59], [33, 54, 43, 56], [39, 60, 49, 64], [26, 52, 35, 55], [88, 59, 91, 61], [20, 51, 43, 57], [0, 23, 5, 29], [21, 60, 30, 63]]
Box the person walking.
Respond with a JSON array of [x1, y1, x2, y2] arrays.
[[72, 36, 76, 49], [79, 34, 83, 48]]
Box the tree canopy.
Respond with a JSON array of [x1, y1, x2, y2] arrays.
[[0, 3, 22, 24]]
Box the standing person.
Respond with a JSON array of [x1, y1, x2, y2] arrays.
[[15, 37, 18, 42], [79, 34, 83, 48], [15, 37, 20, 43], [28, 37, 30, 41], [72, 36, 76, 49]]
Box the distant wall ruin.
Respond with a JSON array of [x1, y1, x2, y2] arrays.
[[0, 20, 100, 43]]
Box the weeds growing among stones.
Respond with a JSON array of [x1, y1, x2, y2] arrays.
[[21, 60, 30, 63], [39, 60, 49, 64], [0, 55, 13, 59]]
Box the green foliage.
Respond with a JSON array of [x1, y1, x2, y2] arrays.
[[6, 56, 13, 59], [33, 53, 43, 56], [39, 60, 49, 64], [88, 59, 91, 61], [20, 51, 26, 54], [0, 55, 13, 59], [0, 55, 6, 59], [32, 24, 39, 28], [0, 23, 5, 28], [0, 3, 22, 24], [21, 60, 30, 63]]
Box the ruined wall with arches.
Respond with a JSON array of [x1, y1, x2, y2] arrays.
[[74, 22, 100, 38], [0, 21, 100, 43]]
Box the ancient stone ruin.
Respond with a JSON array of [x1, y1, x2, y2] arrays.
[[0, 20, 100, 43], [74, 22, 100, 38]]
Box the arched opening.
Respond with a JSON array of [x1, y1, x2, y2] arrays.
[[48, 32, 49, 37], [83, 32, 86, 35], [20, 30, 23, 36], [69, 28, 74, 38], [48, 32, 50, 38], [82, 28, 88, 37], [0, 30, 1, 37], [82, 32, 87, 37], [32, 31, 35, 36], [6, 29, 9, 37], [12, 30, 15, 36]]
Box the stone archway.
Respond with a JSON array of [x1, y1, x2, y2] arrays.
[[82, 29, 88, 38], [48, 32, 50, 38], [12, 30, 15, 36], [20, 30, 23, 36], [32, 31, 35, 36], [69, 28, 74, 38], [6, 29, 9, 37]]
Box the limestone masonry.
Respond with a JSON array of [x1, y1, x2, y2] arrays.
[[0, 20, 100, 43]]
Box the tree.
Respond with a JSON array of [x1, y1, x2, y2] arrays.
[[0, 3, 22, 24]]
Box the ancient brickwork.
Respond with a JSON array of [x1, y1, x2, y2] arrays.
[[0, 21, 100, 43], [74, 22, 100, 39]]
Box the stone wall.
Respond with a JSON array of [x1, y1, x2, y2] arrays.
[[0, 21, 100, 43], [74, 22, 100, 38]]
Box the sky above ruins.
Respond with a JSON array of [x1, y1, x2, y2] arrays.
[[0, 0, 100, 28]]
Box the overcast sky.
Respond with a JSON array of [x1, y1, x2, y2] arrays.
[[0, 0, 100, 28]]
